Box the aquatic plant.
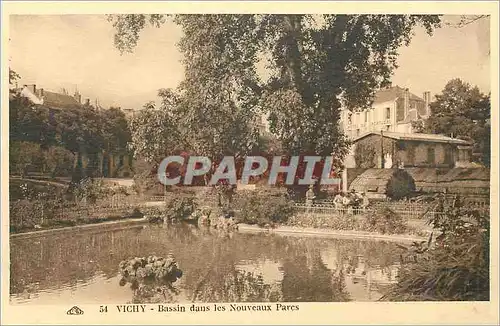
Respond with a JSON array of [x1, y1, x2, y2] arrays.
[[119, 255, 183, 303], [382, 198, 489, 301]]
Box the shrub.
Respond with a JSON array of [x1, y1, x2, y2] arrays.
[[361, 206, 407, 234], [9, 197, 63, 231], [43, 146, 75, 178], [129, 207, 144, 218], [286, 213, 358, 230], [236, 189, 295, 227], [72, 177, 111, 204], [386, 169, 416, 200], [9, 141, 42, 177], [10, 199, 40, 230], [382, 198, 489, 301]]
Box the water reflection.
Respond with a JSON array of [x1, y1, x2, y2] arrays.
[[10, 224, 401, 304]]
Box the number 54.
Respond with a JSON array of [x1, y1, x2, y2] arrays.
[[100, 306, 108, 313]]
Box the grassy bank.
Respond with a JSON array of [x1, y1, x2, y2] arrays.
[[284, 212, 430, 238], [10, 210, 145, 234]]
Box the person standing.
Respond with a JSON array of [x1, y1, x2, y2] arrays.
[[305, 185, 316, 215], [342, 192, 351, 215]]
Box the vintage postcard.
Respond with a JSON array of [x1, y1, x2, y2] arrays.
[[1, 1, 499, 325]]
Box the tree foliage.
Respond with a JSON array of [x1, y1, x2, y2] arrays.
[[9, 68, 21, 86], [108, 14, 441, 163], [9, 92, 133, 180], [425, 78, 491, 166], [128, 93, 182, 164]]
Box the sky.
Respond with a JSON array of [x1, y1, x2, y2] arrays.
[[9, 15, 491, 110]]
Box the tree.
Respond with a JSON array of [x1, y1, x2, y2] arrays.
[[128, 92, 182, 164], [54, 104, 105, 181], [10, 141, 41, 177], [168, 15, 262, 165], [446, 15, 489, 28], [43, 146, 75, 178], [102, 107, 131, 153], [108, 14, 441, 166], [9, 95, 56, 147], [9, 68, 20, 87], [425, 78, 491, 166]]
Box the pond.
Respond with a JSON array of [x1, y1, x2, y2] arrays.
[[10, 224, 403, 304]]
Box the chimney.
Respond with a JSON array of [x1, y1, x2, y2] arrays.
[[85, 98, 90, 106], [27, 84, 36, 94], [404, 88, 410, 117], [37, 88, 44, 98], [73, 90, 81, 104]]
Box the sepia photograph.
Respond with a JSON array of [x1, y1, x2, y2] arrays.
[[2, 1, 498, 325]]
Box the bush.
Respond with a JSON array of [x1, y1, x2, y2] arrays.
[[382, 198, 489, 301], [287, 213, 358, 230], [129, 207, 144, 218], [132, 159, 163, 195], [163, 193, 196, 222], [386, 169, 416, 200], [9, 141, 42, 177], [10, 199, 40, 230], [361, 206, 407, 234], [236, 189, 295, 227], [72, 177, 111, 204], [43, 146, 75, 178], [9, 197, 62, 231]]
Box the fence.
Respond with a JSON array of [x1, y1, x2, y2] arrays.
[[51, 193, 144, 221], [144, 192, 489, 220], [293, 201, 489, 220]]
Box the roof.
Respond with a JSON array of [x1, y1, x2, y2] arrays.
[[373, 86, 424, 105], [349, 168, 416, 196], [42, 91, 81, 109], [405, 167, 490, 195], [353, 131, 472, 145]]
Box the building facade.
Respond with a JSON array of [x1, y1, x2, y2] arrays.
[[340, 85, 431, 138], [344, 131, 474, 169]]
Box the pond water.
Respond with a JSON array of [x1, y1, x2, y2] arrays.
[[10, 224, 403, 304]]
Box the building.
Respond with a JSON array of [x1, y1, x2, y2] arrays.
[[17, 84, 82, 109], [340, 85, 431, 138], [340, 131, 478, 196]]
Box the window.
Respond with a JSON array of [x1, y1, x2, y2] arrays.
[[385, 107, 391, 120], [364, 111, 368, 123], [427, 147, 435, 164], [356, 129, 360, 136]]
